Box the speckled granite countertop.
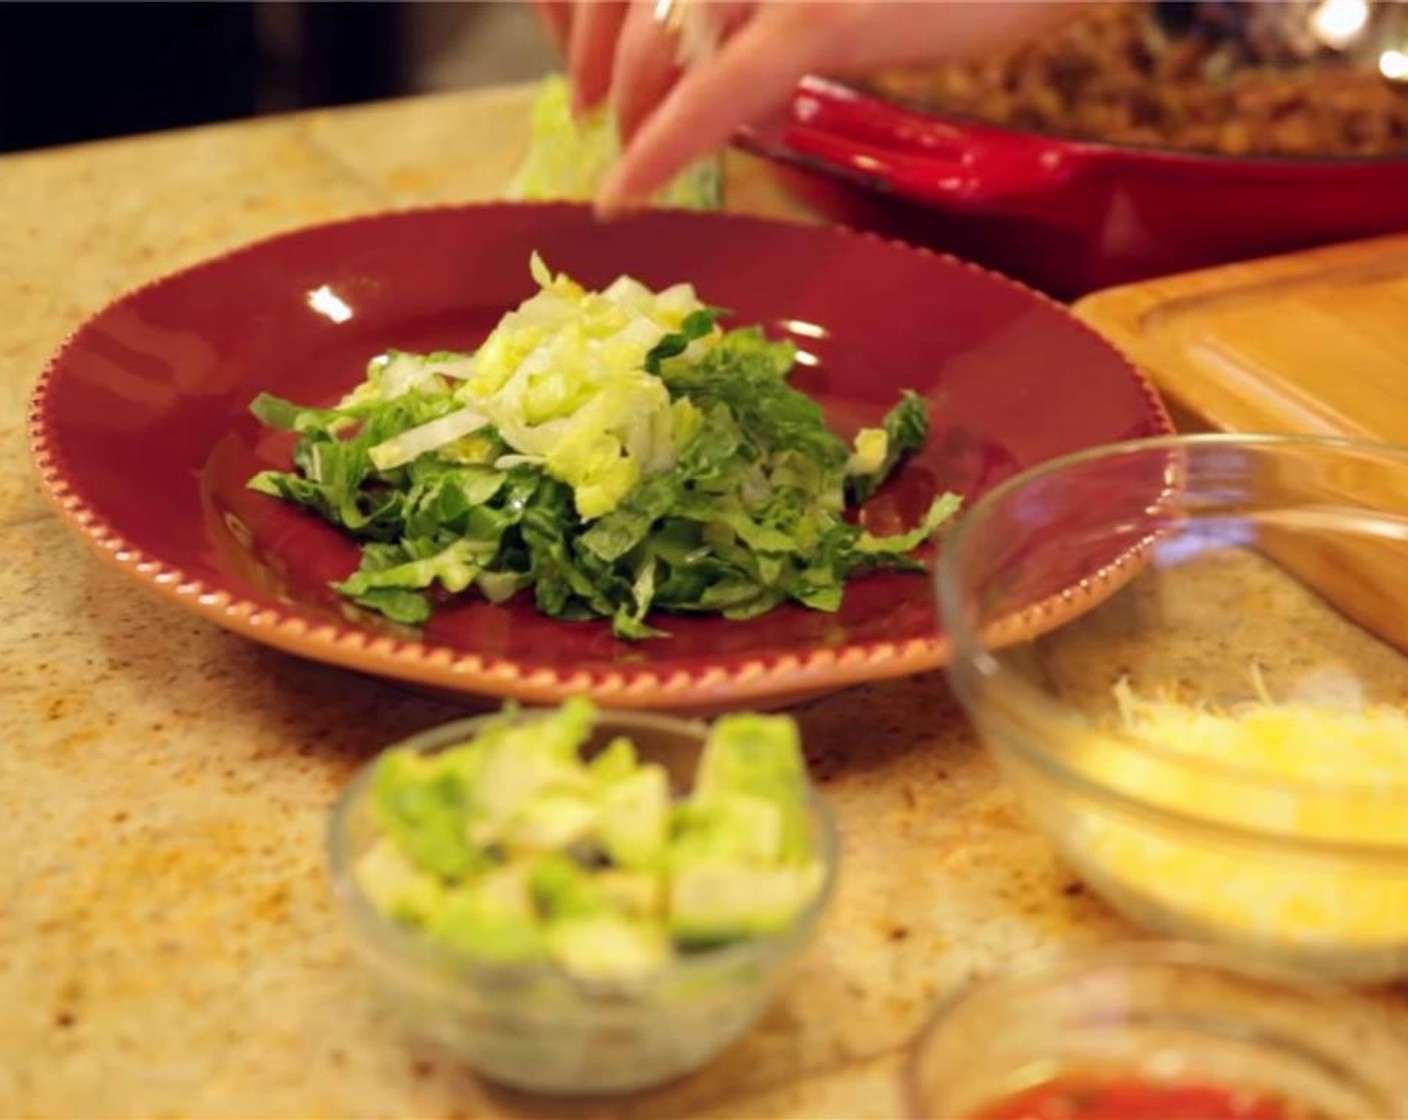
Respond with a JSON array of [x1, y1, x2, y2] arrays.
[[4, 84, 1407, 1119]]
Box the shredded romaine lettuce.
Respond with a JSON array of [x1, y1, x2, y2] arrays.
[[248, 256, 960, 638], [453, 252, 711, 520], [506, 74, 721, 211]]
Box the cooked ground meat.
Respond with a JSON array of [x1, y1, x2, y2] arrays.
[[870, 2, 1408, 158]]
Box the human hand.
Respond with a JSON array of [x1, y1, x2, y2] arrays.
[[534, 0, 1078, 215]]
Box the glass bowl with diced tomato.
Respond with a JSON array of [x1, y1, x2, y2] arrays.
[[903, 942, 1408, 1120], [326, 699, 838, 1095]]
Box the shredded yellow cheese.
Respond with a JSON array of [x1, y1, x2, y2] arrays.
[[1069, 675, 1408, 950]]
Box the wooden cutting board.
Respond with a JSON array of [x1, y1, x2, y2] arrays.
[[1074, 232, 1408, 439], [1074, 235, 1408, 655]]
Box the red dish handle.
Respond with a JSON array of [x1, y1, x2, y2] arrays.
[[775, 76, 1083, 208]]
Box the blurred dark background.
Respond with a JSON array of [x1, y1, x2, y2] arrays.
[[0, 1, 556, 154]]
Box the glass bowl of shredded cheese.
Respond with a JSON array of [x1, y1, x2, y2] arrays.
[[939, 433, 1408, 982]]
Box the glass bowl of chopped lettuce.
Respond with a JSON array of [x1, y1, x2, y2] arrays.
[[938, 432, 1408, 983], [326, 698, 838, 1094]]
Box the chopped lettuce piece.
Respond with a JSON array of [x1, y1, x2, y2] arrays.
[[370, 747, 489, 880], [507, 74, 721, 210], [855, 492, 965, 558], [424, 865, 546, 964], [846, 390, 932, 504], [504, 790, 600, 853], [369, 406, 490, 471], [589, 736, 639, 785], [594, 869, 664, 918], [847, 427, 889, 477], [544, 913, 673, 982], [530, 852, 611, 920], [466, 699, 598, 843], [695, 714, 811, 862], [669, 863, 824, 946], [671, 793, 785, 866], [598, 766, 670, 869], [353, 837, 447, 923]]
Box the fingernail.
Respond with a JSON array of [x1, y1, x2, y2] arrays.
[[594, 192, 633, 222], [594, 166, 640, 221], [570, 80, 603, 122]]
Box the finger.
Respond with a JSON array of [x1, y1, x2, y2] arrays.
[[568, 0, 631, 113], [533, 0, 574, 57], [598, 9, 828, 214], [612, 0, 755, 143], [596, 0, 1070, 212], [609, 2, 684, 143], [822, 0, 1085, 75]]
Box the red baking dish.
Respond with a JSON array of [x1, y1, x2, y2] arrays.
[[740, 76, 1408, 299]]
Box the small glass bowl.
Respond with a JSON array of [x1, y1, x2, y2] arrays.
[[904, 942, 1408, 1120], [938, 433, 1408, 982], [327, 708, 839, 1096]]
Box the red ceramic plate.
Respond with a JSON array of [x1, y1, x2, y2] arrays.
[[30, 203, 1170, 711]]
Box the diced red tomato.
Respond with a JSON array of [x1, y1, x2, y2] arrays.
[[969, 1076, 1307, 1120]]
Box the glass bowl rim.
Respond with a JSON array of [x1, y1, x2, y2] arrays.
[[326, 706, 842, 995], [900, 938, 1408, 1120], [936, 431, 1408, 858]]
